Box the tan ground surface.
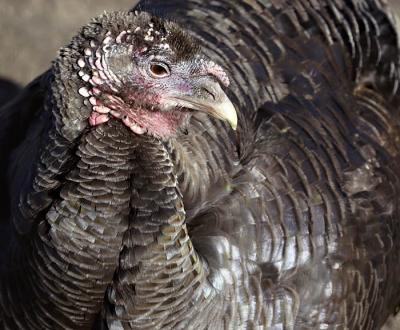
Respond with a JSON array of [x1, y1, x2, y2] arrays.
[[0, 0, 136, 84], [0, 0, 399, 328]]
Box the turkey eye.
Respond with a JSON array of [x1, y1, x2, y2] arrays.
[[149, 63, 170, 78]]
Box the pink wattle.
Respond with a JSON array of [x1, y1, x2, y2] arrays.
[[89, 103, 188, 138], [124, 107, 189, 138], [89, 112, 109, 126]]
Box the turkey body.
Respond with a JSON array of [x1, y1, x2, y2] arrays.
[[0, 1, 400, 329]]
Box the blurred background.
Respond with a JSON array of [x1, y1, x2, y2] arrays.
[[0, 0, 136, 85], [0, 0, 398, 85]]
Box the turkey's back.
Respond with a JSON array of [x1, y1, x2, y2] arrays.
[[136, 0, 400, 328], [0, 78, 21, 263], [0, 79, 20, 108]]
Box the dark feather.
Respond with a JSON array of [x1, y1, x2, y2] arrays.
[[1, 1, 400, 329]]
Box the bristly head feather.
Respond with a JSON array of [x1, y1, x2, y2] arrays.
[[53, 11, 236, 139]]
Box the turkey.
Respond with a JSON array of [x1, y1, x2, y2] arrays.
[[1, 0, 400, 329], [0, 79, 20, 108]]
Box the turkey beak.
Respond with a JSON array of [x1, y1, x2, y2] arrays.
[[203, 82, 238, 130], [168, 81, 238, 130]]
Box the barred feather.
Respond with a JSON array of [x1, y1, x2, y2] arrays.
[[0, 1, 399, 329]]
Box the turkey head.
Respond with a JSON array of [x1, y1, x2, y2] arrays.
[[73, 11, 237, 138]]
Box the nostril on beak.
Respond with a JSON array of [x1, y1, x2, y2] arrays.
[[201, 87, 216, 101]]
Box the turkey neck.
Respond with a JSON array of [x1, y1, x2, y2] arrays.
[[1, 120, 136, 329], [105, 136, 220, 329]]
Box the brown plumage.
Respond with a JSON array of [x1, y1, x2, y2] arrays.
[[1, 1, 400, 329]]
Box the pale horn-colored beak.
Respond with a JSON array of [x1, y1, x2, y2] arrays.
[[166, 81, 238, 130]]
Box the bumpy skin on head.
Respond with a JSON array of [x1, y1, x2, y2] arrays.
[[1, 1, 400, 330], [70, 11, 236, 139]]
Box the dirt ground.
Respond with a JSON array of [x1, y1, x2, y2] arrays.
[[0, 0, 399, 328], [0, 0, 137, 84]]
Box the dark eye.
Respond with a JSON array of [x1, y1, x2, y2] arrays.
[[149, 62, 170, 78]]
